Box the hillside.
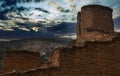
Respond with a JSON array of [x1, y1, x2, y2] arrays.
[[0, 38, 71, 60]]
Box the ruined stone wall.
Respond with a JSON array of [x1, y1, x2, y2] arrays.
[[2, 51, 41, 73], [54, 37, 120, 76], [1, 37, 120, 76]]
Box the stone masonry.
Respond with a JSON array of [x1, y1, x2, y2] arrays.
[[1, 5, 120, 76], [76, 5, 114, 43]]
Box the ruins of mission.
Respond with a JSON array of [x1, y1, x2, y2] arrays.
[[1, 5, 120, 76]]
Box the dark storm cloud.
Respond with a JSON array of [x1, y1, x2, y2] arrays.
[[34, 0, 45, 2], [0, 0, 46, 20], [47, 22, 76, 34], [0, 0, 17, 7], [0, 22, 76, 39], [0, 9, 10, 20], [57, 7, 70, 13], [15, 21, 43, 28], [0, 6, 27, 20], [17, 7, 27, 12], [0, 0, 45, 7], [0, 28, 55, 39], [34, 8, 50, 13]]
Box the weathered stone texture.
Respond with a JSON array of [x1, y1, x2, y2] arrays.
[[77, 5, 114, 42], [2, 51, 41, 73], [1, 37, 120, 76], [55, 38, 120, 76]]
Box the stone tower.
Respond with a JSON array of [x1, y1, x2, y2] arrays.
[[77, 5, 114, 43]]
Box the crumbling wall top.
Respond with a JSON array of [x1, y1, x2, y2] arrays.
[[82, 5, 113, 12]]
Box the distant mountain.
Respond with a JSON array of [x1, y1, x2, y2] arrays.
[[0, 37, 72, 59]]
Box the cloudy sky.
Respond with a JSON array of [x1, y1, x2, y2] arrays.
[[0, 0, 120, 40]]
